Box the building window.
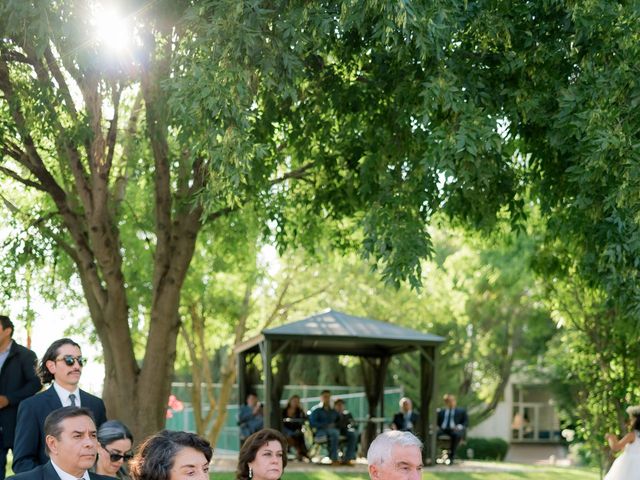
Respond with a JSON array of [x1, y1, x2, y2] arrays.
[[511, 385, 561, 443]]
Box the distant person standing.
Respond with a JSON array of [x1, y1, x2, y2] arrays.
[[436, 394, 468, 464], [0, 316, 41, 480], [12, 338, 107, 473], [391, 397, 419, 433]]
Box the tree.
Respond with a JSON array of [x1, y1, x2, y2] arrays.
[[0, 0, 523, 439], [2, 0, 638, 442], [0, 0, 312, 437]]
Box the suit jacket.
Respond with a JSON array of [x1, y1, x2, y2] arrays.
[[12, 386, 107, 473], [437, 407, 469, 430], [0, 341, 41, 447], [392, 411, 419, 432], [7, 460, 112, 480]]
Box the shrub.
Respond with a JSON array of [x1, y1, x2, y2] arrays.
[[458, 437, 509, 461]]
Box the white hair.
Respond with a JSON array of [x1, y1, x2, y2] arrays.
[[367, 431, 423, 465]]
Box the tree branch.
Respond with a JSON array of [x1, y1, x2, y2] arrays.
[[0, 193, 80, 264], [105, 82, 121, 176], [112, 89, 144, 208], [0, 164, 46, 190], [43, 46, 79, 122], [269, 161, 316, 185]]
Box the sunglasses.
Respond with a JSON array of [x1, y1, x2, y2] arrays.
[[56, 355, 86, 367], [104, 448, 134, 462]]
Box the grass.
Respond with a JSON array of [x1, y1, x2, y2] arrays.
[[212, 466, 600, 480]]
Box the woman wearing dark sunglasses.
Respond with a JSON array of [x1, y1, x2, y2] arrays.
[[93, 420, 134, 479]]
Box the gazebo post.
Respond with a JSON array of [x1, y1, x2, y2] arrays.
[[260, 339, 273, 429], [378, 356, 387, 434], [431, 346, 439, 464], [237, 352, 247, 410], [419, 346, 437, 465], [236, 351, 247, 449]]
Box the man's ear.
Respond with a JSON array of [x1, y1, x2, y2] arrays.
[[368, 464, 379, 480], [45, 359, 56, 375], [46, 435, 58, 456]]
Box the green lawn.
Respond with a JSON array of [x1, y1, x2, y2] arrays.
[[212, 467, 599, 480]]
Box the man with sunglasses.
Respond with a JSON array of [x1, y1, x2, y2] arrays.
[[12, 338, 107, 474], [0, 315, 41, 480]]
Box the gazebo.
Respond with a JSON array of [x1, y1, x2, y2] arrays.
[[234, 308, 445, 463]]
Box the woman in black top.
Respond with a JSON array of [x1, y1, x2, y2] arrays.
[[281, 395, 308, 460]]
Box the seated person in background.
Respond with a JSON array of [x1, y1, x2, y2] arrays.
[[238, 392, 264, 444], [391, 397, 419, 433], [333, 398, 358, 464], [309, 390, 341, 464], [282, 394, 309, 461], [436, 393, 468, 463]]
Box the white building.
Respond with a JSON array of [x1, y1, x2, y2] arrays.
[[468, 371, 569, 464]]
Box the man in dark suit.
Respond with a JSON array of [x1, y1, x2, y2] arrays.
[[8, 406, 111, 480], [437, 394, 469, 463], [12, 338, 107, 473], [391, 397, 420, 433], [0, 316, 41, 479]]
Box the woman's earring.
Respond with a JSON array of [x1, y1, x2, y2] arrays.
[[249, 466, 253, 479]]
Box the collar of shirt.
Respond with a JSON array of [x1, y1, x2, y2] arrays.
[[0, 340, 12, 355], [53, 381, 81, 407], [50, 459, 90, 480], [0, 341, 12, 370]]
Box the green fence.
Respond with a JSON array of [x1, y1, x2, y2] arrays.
[[165, 384, 403, 452]]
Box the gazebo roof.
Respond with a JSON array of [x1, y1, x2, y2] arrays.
[[235, 308, 444, 357]]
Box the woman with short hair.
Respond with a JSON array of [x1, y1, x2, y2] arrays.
[[236, 429, 288, 480], [129, 430, 212, 480]]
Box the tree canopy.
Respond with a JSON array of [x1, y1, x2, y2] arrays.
[[1, 0, 639, 444]]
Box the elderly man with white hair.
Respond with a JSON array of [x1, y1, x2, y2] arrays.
[[367, 430, 423, 480]]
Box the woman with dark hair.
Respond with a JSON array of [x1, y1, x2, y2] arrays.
[[282, 395, 308, 461], [604, 405, 640, 480], [236, 429, 287, 480], [129, 430, 212, 480], [94, 420, 134, 479]]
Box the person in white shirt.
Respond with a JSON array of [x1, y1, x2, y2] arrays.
[[436, 394, 469, 464], [13, 339, 107, 473], [7, 406, 112, 480]]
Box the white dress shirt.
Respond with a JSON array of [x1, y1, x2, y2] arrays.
[[51, 459, 90, 480], [53, 381, 81, 407]]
